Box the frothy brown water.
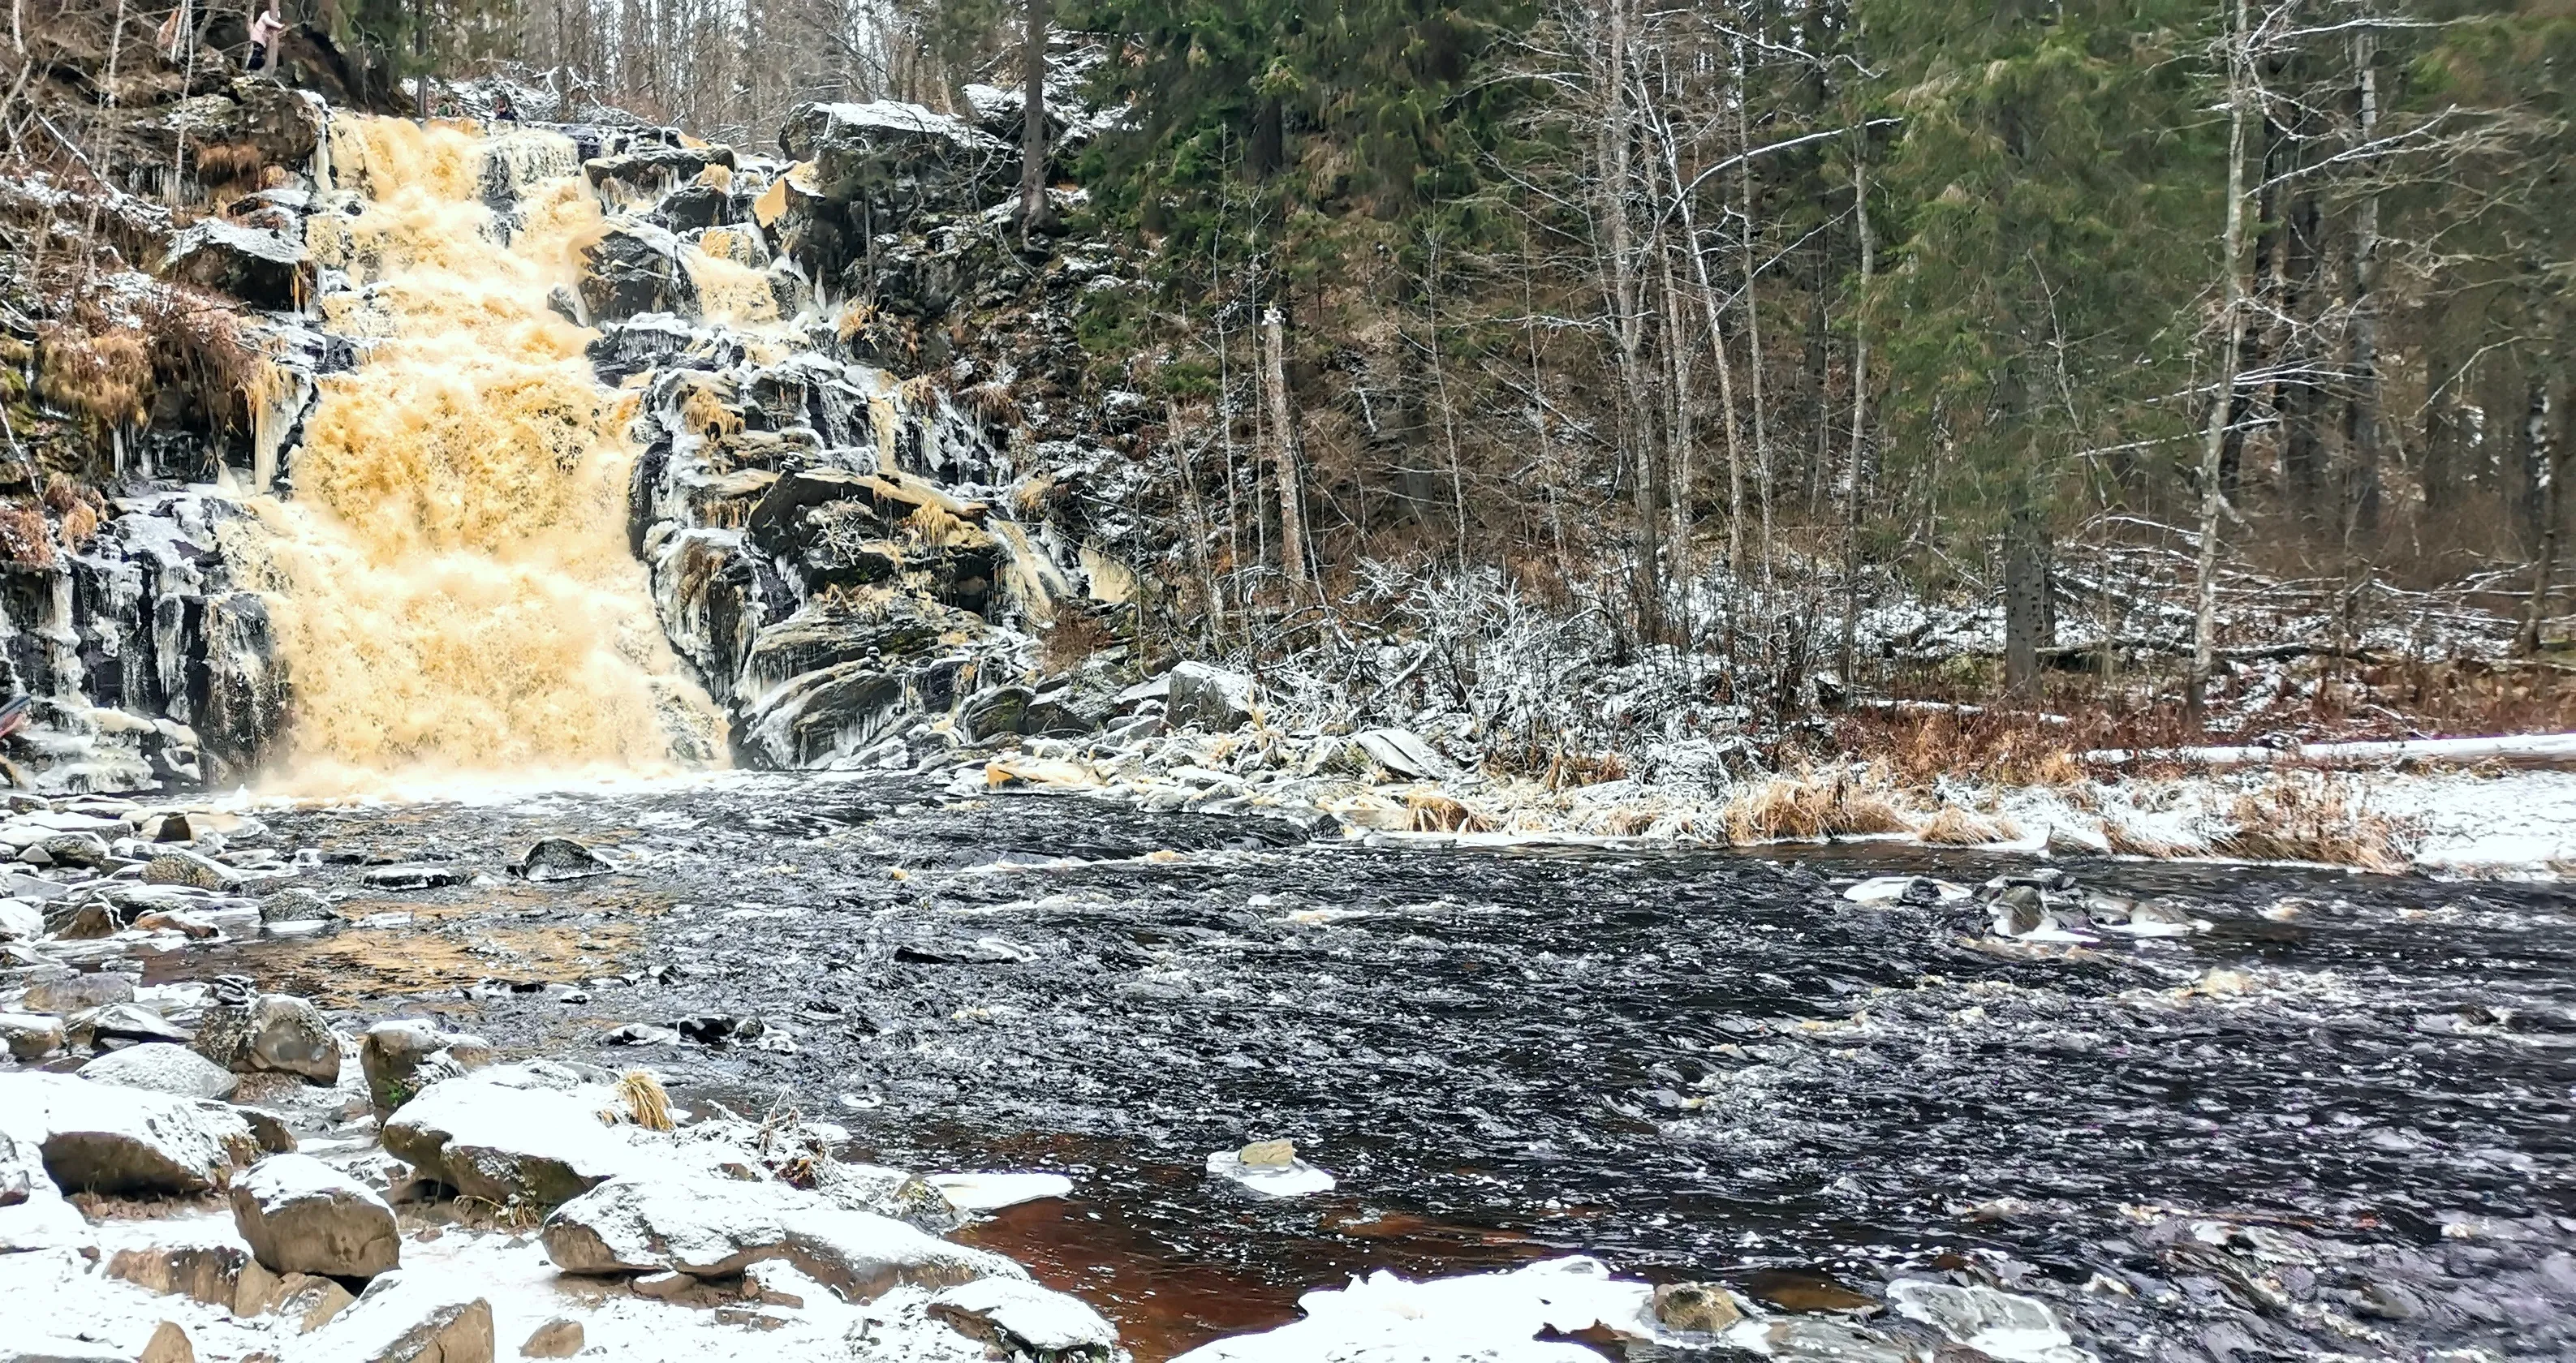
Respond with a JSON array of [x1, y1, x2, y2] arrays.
[[236, 116, 722, 791]]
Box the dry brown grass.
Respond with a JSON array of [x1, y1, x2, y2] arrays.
[[35, 325, 151, 432], [1916, 804, 2011, 845], [192, 140, 267, 192], [1721, 768, 1910, 843], [615, 1069, 674, 1131], [2100, 817, 2194, 859], [1039, 610, 1114, 673], [0, 501, 57, 570], [43, 480, 103, 552], [1407, 790, 1494, 833], [2212, 776, 2419, 873]]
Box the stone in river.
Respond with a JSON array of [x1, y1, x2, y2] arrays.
[[1744, 1268, 1882, 1314], [1236, 1139, 1296, 1168], [80, 1043, 240, 1100], [514, 838, 611, 883], [1652, 1282, 1746, 1333], [24, 971, 136, 1013], [928, 1277, 1118, 1355]]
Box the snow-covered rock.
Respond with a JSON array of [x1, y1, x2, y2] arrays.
[[1171, 1257, 1654, 1362], [926, 1171, 1073, 1214], [1168, 662, 1258, 731], [0, 896, 40, 940], [282, 1271, 492, 1363], [1205, 1145, 1335, 1199], [358, 1019, 492, 1115], [0, 1013, 68, 1060], [230, 1154, 401, 1279], [0, 1071, 258, 1196], [380, 1064, 640, 1206], [541, 1173, 1023, 1302], [928, 1277, 1118, 1355], [78, 1043, 240, 1100]]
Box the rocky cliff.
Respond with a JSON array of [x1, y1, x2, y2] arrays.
[[1, 77, 1151, 789]]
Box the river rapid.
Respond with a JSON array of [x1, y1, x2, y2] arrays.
[[169, 772, 2576, 1361]]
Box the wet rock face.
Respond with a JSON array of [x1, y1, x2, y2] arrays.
[[778, 101, 1010, 232], [159, 219, 312, 311], [576, 223, 700, 323]]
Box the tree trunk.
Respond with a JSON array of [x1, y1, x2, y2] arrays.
[[2003, 504, 2050, 698], [1839, 140, 1872, 686], [1734, 37, 1772, 576], [2522, 377, 2563, 655], [1261, 306, 1310, 595], [2188, 0, 2256, 729], [1019, 0, 1051, 241], [413, 0, 429, 119], [1169, 402, 1223, 641], [1598, 0, 1662, 633], [2341, 29, 2383, 537]]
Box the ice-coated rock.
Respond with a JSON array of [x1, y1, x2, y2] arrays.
[[79, 1043, 240, 1100], [24, 971, 136, 1013], [1206, 1144, 1336, 1198], [541, 1172, 1023, 1302], [161, 218, 312, 311], [0, 1070, 258, 1195], [0, 1012, 67, 1060], [513, 838, 610, 883], [231, 1153, 402, 1279], [192, 985, 340, 1085], [1352, 728, 1450, 780], [72, 1002, 193, 1048], [0, 896, 39, 940], [282, 1272, 493, 1363], [1842, 875, 1971, 905], [577, 223, 699, 323], [928, 1277, 1118, 1356], [1886, 1280, 2095, 1363], [1169, 1256, 1653, 1362], [927, 1170, 1075, 1214], [1167, 661, 1257, 730], [359, 1019, 493, 1114], [381, 1064, 642, 1206]]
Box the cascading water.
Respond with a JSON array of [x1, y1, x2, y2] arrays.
[[233, 115, 725, 789]]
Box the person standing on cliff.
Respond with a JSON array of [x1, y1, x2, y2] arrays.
[[247, 0, 284, 74]]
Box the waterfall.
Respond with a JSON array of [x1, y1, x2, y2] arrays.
[[233, 115, 724, 791]]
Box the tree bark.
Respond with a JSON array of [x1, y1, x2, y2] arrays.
[[1598, 0, 1662, 633], [2188, 0, 2256, 729], [2003, 505, 2050, 698], [2521, 378, 2564, 655], [1261, 305, 1310, 595], [2341, 29, 2383, 538], [1169, 401, 1223, 640], [1019, 0, 1051, 241], [1839, 140, 1872, 686]]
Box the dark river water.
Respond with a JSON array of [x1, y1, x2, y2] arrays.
[[183, 772, 2576, 1361]]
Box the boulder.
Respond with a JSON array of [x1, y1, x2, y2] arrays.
[[143, 849, 243, 891], [106, 1232, 255, 1307], [72, 1003, 194, 1048], [194, 978, 341, 1084], [360, 865, 471, 892], [260, 1271, 360, 1333], [261, 888, 336, 925], [0, 896, 39, 940], [79, 1043, 240, 1100], [381, 1064, 640, 1207], [541, 1173, 1022, 1302], [0, 1127, 92, 1253], [584, 144, 736, 196], [282, 1273, 493, 1363], [24, 971, 136, 1013], [0, 1071, 259, 1195], [577, 224, 699, 324], [35, 832, 114, 868], [359, 1020, 493, 1115], [1652, 1282, 1747, 1333], [928, 1278, 1118, 1357], [159, 219, 312, 311], [139, 1322, 192, 1363], [513, 839, 610, 884], [517, 1320, 582, 1359], [778, 101, 1011, 224], [1352, 728, 1450, 780], [0, 1012, 66, 1060], [231, 1154, 401, 1279], [1167, 662, 1257, 731]]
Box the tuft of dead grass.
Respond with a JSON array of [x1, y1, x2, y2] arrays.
[[35, 325, 152, 433], [0, 501, 57, 570], [1407, 789, 1493, 833], [2213, 776, 2419, 874], [615, 1069, 674, 1131], [1721, 768, 1910, 843], [1915, 804, 2008, 845]]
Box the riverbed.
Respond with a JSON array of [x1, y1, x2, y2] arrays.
[[148, 772, 2576, 1360]]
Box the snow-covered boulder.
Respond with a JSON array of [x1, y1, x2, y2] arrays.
[[282, 1271, 492, 1363], [541, 1173, 1023, 1302], [79, 1043, 240, 1100], [1167, 661, 1258, 731], [0, 896, 39, 939], [230, 1154, 401, 1279], [0, 1129, 89, 1253], [358, 1019, 492, 1115], [193, 981, 341, 1085], [0, 1071, 258, 1196], [380, 1064, 637, 1208], [0, 1013, 67, 1060], [929, 1277, 1118, 1357]]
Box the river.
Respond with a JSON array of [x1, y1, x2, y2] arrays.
[[144, 771, 2576, 1361]]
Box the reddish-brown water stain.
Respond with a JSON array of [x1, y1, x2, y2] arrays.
[[956, 1197, 1307, 1361]]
